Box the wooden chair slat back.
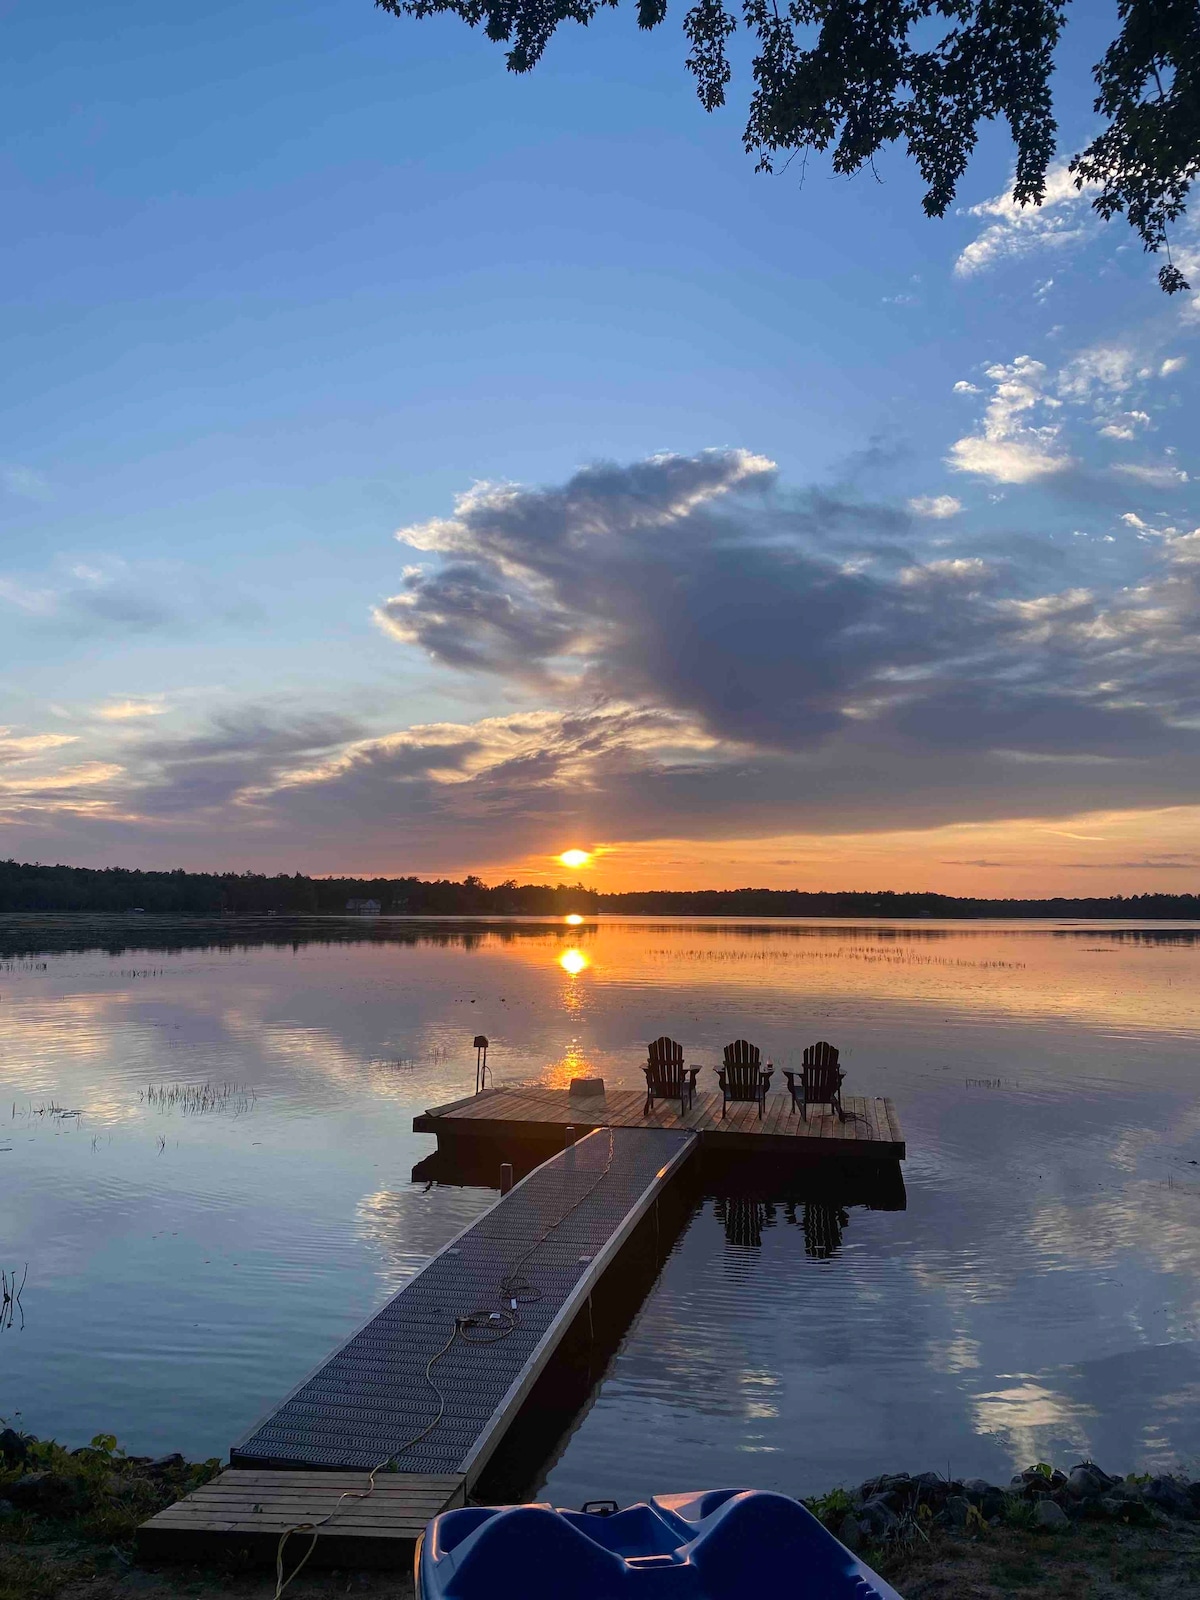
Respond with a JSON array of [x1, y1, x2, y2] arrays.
[[646, 1037, 687, 1093], [804, 1062, 841, 1099], [803, 1040, 839, 1069], [722, 1061, 761, 1095], [723, 1038, 761, 1068]]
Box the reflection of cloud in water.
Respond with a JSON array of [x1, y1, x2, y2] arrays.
[[220, 1013, 451, 1108], [0, 991, 162, 1125], [356, 1185, 495, 1296], [971, 1380, 1097, 1465], [928, 1335, 982, 1374], [1028, 1178, 1200, 1290]]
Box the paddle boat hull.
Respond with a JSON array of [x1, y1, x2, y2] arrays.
[[417, 1487, 904, 1599]]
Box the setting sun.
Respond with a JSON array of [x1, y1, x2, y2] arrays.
[[557, 848, 591, 869], [565, 913, 584, 925], [558, 948, 589, 975]]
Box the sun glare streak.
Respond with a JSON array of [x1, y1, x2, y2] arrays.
[[558, 848, 591, 869]]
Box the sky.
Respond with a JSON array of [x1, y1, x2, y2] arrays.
[[2, 0, 1198, 894]]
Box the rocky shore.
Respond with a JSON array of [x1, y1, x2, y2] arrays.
[[5, 1428, 1200, 1599], [809, 1460, 1200, 1547]]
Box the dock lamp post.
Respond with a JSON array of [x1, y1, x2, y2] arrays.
[[473, 1035, 490, 1095]]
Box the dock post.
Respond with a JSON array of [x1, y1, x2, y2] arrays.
[[564, 1124, 576, 1147], [499, 1162, 513, 1194]]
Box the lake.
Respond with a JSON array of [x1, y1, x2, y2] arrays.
[[2, 914, 1199, 1503]]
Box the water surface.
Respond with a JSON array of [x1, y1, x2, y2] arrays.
[[2, 914, 1198, 1500]]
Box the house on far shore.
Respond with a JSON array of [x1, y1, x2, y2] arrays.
[[346, 897, 382, 916]]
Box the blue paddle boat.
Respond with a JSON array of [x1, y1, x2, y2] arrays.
[[417, 1487, 904, 1599]]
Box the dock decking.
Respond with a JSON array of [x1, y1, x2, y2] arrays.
[[229, 1125, 695, 1477], [136, 1469, 465, 1568], [414, 1084, 905, 1160]]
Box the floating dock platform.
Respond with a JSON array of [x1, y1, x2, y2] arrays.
[[414, 1084, 905, 1160]]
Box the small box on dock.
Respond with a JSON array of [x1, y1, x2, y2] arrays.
[[569, 1077, 605, 1099]]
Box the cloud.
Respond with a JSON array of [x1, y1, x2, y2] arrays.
[[1056, 344, 1139, 403], [948, 358, 1073, 484], [0, 554, 261, 638], [12, 452, 1200, 868], [1, 464, 51, 502], [954, 163, 1098, 279], [1098, 411, 1150, 441], [94, 698, 168, 722], [1161, 356, 1187, 378], [1113, 461, 1190, 489], [0, 729, 78, 763], [0, 558, 176, 632], [907, 495, 963, 519]]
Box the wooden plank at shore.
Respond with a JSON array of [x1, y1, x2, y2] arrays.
[[136, 1470, 466, 1566], [194, 1472, 462, 1490]]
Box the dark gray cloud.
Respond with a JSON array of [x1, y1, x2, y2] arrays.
[[11, 452, 1200, 869], [380, 450, 1200, 765], [130, 710, 365, 818]]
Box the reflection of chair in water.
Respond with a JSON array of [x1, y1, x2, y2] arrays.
[[715, 1195, 776, 1247], [802, 1202, 848, 1259], [715, 1039, 773, 1118], [784, 1041, 845, 1122], [643, 1036, 700, 1117]]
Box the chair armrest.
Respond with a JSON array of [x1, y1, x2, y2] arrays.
[[761, 1068, 774, 1085], [686, 1067, 701, 1084], [782, 1069, 797, 1087]]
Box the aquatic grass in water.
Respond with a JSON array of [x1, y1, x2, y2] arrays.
[[1, 1266, 27, 1332], [140, 1081, 256, 1116]]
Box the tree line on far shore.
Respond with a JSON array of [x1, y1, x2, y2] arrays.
[[0, 858, 1197, 919]]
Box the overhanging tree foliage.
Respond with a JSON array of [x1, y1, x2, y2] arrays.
[[376, 0, 1200, 291]]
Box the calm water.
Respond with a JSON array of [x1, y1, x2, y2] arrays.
[[2, 915, 1199, 1501]]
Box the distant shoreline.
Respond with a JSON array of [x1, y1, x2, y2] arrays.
[[3, 858, 1199, 920]]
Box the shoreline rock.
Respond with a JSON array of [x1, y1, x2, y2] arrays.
[[804, 1460, 1200, 1543]]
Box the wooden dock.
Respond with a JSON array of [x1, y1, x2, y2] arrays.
[[414, 1084, 905, 1160], [136, 1470, 465, 1568], [227, 1124, 694, 1476], [140, 1126, 696, 1566]]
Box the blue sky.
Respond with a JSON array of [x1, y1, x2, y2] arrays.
[[3, 0, 1199, 889]]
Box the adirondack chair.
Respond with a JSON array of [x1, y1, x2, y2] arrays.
[[784, 1040, 845, 1122], [643, 1036, 700, 1117], [713, 1038, 773, 1119]]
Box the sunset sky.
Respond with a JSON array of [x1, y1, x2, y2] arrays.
[[2, 1, 1198, 894]]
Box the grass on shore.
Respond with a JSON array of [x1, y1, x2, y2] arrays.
[[5, 1437, 1200, 1599], [6, 1512, 1200, 1599]]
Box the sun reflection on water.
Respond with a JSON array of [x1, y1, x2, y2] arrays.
[[559, 948, 589, 976]]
